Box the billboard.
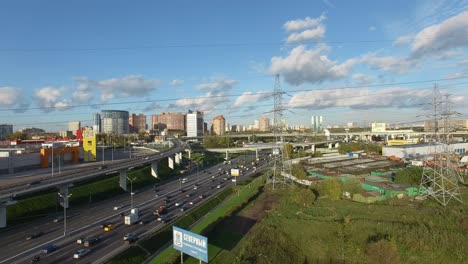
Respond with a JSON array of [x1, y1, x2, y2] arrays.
[[82, 129, 96, 162], [230, 169, 240, 177], [173, 226, 208, 262]]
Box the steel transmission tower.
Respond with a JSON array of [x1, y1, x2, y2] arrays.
[[419, 85, 463, 206], [269, 74, 292, 190]]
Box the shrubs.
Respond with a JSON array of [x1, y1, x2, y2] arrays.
[[395, 166, 423, 186], [318, 179, 342, 201], [342, 177, 362, 194]]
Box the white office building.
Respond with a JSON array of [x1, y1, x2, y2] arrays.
[[186, 110, 204, 137]]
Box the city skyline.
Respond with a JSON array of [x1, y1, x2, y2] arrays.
[[0, 1, 467, 131]]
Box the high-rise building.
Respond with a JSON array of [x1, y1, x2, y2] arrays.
[[186, 110, 204, 137], [212, 115, 226, 136], [93, 113, 101, 133], [101, 110, 129, 134], [258, 118, 270, 132], [311, 116, 323, 132], [151, 112, 186, 131], [0, 124, 13, 140], [254, 119, 259, 130], [68, 121, 81, 136], [129, 113, 147, 133]]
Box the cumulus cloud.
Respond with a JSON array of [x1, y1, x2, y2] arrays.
[[34, 87, 71, 111], [269, 45, 359, 86], [360, 52, 416, 73], [0, 87, 30, 112], [233, 91, 272, 107], [74, 75, 160, 102], [393, 35, 413, 46], [287, 26, 325, 43], [283, 14, 327, 32], [175, 92, 228, 112], [287, 87, 439, 110], [195, 79, 238, 93], [351, 73, 374, 85], [170, 79, 184, 86], [411, 10, 468, 58]]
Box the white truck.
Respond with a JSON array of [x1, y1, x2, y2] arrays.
[[124, 208, 140, 225]]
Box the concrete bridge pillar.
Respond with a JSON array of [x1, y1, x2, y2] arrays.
[[335, 142, 339, 148], [0, 199, 17, 228], [175, 154, 180, 165], [225, 150, 229, 160], [311, 144, 315, 153], [151, 161, 159, 178], [119, 169, 127, 191], [328, 143, 333, 149], [168, 156, 174, 169], [255, 149, 259, 160]]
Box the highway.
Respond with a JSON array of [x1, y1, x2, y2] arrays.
[[0, 141, 186, 200], [0, 153, 272, 264]]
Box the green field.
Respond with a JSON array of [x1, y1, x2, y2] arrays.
[[205, 185, 468, 264]]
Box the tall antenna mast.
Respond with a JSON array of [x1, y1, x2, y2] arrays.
[[419, 84, 463, 206]]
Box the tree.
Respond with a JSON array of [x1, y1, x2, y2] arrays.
[[284, 143, 293, 158], [319, 179, 342, 201], [291, 164, 308, 180], [6, 131, 27, 140], [342, 177, 362, 194], [395, 167, 422, 186]]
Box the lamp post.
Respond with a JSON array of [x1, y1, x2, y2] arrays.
[[51, 144, 54, 178], [57, 192, 72, 236], [127, 176, 136, 209]]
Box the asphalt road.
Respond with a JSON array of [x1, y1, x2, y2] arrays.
[[0, 153, 272, 264]]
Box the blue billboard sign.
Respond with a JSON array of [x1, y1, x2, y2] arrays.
[[173, 226, 208, 263]]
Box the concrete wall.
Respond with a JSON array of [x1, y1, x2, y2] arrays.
[[0, 153, 41, 171], [382, 142, 468, 159]]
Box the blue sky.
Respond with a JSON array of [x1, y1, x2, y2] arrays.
[[0, 0, 467, 131]]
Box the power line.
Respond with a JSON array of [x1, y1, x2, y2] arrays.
[[1, 76, 466, 113]]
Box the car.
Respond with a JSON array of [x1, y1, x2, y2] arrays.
[[163, 199, 170, 204], [232, 178, 237, 182], [185, 193, 191, 198], [157, 215, 169, 223], [73, 249, 91, 259], [100, 222, 112, 228], [193, 185, 198, 190], [180, 206, 186, 212], [103, 224, 114, 232], [98, 165, 108, 169], [26, 232, 44, 240], [53, 216, 63, 223], [31, 255, 40, 263], [217, 185, 222, 189], [84, 237, 100, 247], [139, 220, 146, 225], [175, 202, 182, 207], [113, 205, 122, 210], [123, 233, 137, 241], [42, 244, 58, 254], [211, 175, 216, 179], [189, 201, 195, 205], [182, 178, 187, 182], [198, 195, 205, 199], [223, 177, 228, 181], [180, 189, 186, 193], [28, 180, 41, 186]]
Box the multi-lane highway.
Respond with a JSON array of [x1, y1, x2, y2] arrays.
[[0, 140, 186, 200], [0, 153, 272, 264]]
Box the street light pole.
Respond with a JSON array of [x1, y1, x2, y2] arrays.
[[57, 192, 72, 236], [51, 145, 54, 178], [127, 177, 136, 209]]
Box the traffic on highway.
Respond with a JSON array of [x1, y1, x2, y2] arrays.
[[0, 151, 273, 264]]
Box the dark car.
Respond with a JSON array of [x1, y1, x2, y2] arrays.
[[31, 255, 40, 263], [84, 237, 100, 247], [100, 222, 112, 228], [26, 232, 44, 240], [43, 244, 58, 254], [28, 180, 41, 186]]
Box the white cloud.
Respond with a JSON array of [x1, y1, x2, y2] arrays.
[[283, 14, 327, 32], [360, 52, 415, 73], [0, 87, 22, 107], [287, 87, 439, 110], [287, 25, 326, 43], [411, 10, 468, 58], [34, 86, 70, 111], [393, 35, 413, 46], [170, 79, 184, 86], [74, 75, 160, 102], [175, 92, 228, 113], [195, 79, 238, 93], [269, 45, 359, 86], [233, 91, 272, 107], [368, 26, 376, 31], [351, 73, 374, 85]]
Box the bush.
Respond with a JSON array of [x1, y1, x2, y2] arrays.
[[318, 179, 342, 201], [291, 164, 307, 180], [342, 177, 362, 194], [395, 166, 422, 186], [366, 239, 400, 264]]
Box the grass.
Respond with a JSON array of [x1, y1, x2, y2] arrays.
[[149, 175, 266, 264], [207, 186, 468, 264]]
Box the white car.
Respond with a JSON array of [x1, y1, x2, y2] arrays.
[[232, 179, 237, 182], [175, 202, 181, 207], [193, 185, 198, 190], [74, 249, 91, 259], [113, 205, 122, 210], [216, 185, 221, 189]]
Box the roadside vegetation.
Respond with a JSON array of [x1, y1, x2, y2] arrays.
[[338, 142, 382, 155]]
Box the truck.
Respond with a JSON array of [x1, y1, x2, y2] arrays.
[[153, 205, 167, 217], [124, 207, 140, 225]]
